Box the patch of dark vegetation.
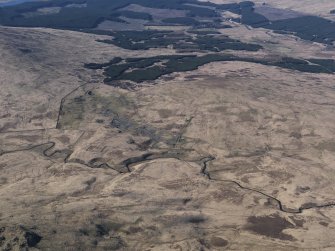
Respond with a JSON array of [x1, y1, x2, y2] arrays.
[[237, 1, 269, 26], [289, 216, 305, 227], [183, 198, 192, 204], [184, 4, 219, 18], [121, 153, 154, 170], [134, 125, 159, 139], [104, 64, 130, 81], [196, 20, 231, 29], [188, 30, 221, 35], [107, 108, 165, 144], [136, 139, 152, 150], [295, 186, 310, 193], [24, 230, 42, 247], [96, 30, 181, 50], [210, 236, 229, 247], [162, 17, 200, 26], [104, 54, 215, 83], [117, 10, 152, 20], [1, 0, 334, 44], [272, 30, 295, 35], [246, 56, 335, 74], [86, 54, 335, 85], [290, 131, 302, 139], [264, 16, 335, 44], [77, 222, 125, 250], [316, 140, 335, 152], [301, 202, 318, 209], [193, 35, 262, 52], [0, 226, 42, 250], [88, 157, 107, 168], [319, 221, 329, 227], [271, 57, 331, 74], [119, 150, 189, 171], [127, 226, 142, 234], [106, 237, 126, 250], [183, 215, 206, 224], [79, 222, 124, 237], [18, 48, 32, 53], [120, 66, 165, 83], [254, 5, 303, 21], [95, 224, 110, 237], [95, 29, 262, 52], [246, 214, 295, 240], [105, 15, 128, 23], [111, 116, 133, 131], [84, 57, 122, 69], [308, 59, 335, 73], [229, 2, 335, 44], [0, 0, 222, 29], [96, 119, 104, 123], [106, 81, 137, 90]]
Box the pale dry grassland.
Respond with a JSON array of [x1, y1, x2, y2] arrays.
[[1, 12, 335, 250]]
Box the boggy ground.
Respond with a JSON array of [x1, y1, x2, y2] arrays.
[[1, 22, 335, 251]]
